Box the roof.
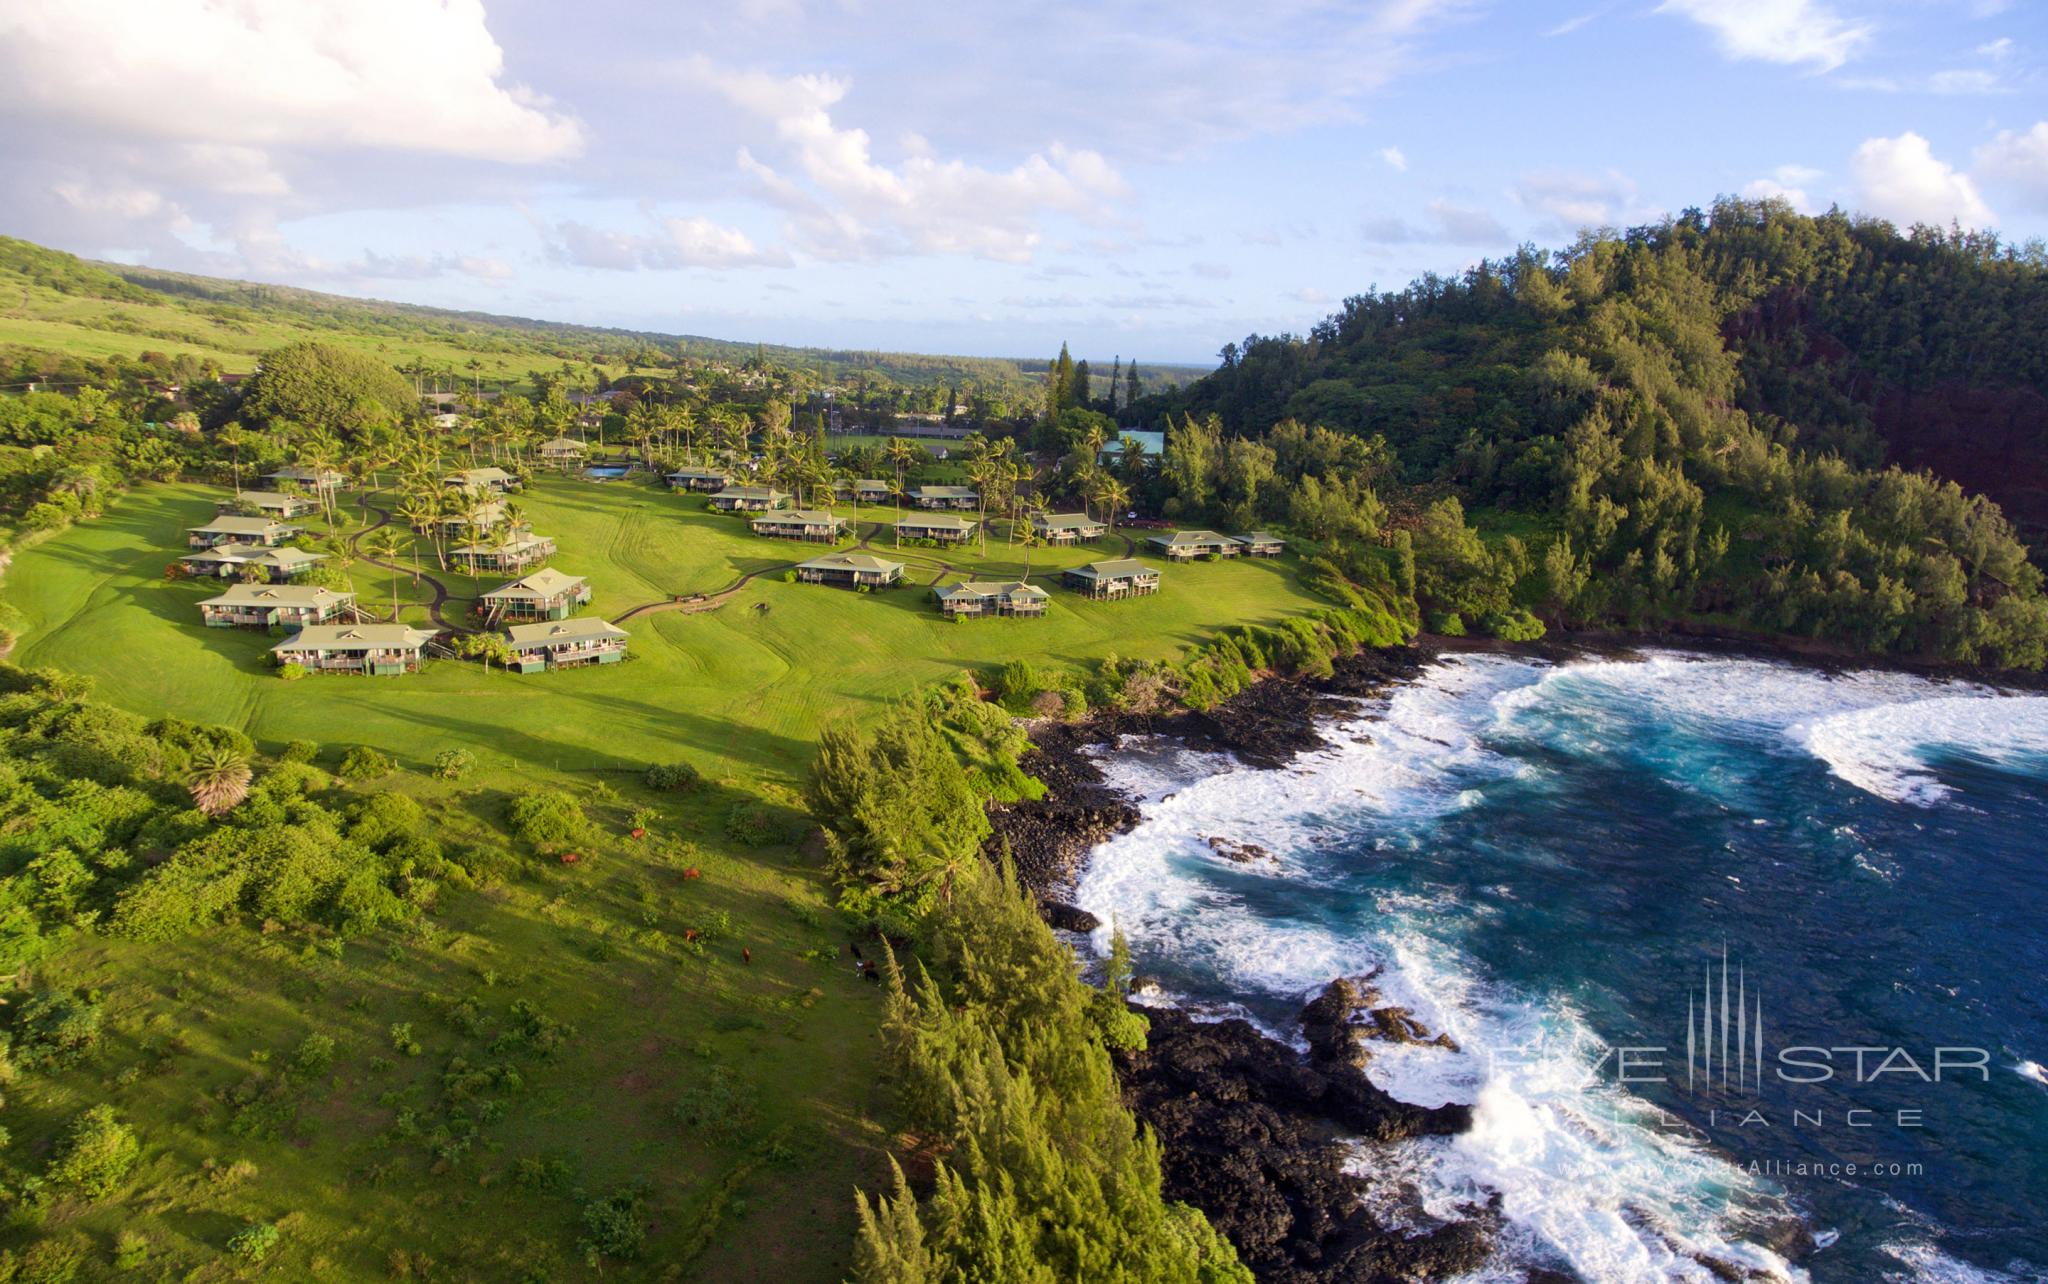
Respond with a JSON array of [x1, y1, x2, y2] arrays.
[[1069, 558, 1155, 578], [482, 568, 586, 600], [754, 509, 844, 526], [714, 485, 786, 500], [439, 501, 507, 523], [851, 478, 890, 489], [265, 466, 344, 482], [800, 552, 904, 574], [538, 436, 586, 452], [910, 485, 978, 499], [667, 467, 728, 478], [230, 490, 305, 507], [1239, 530, 1284, 544], [1033, 512, 1104, 530], [935, 580, 1050, 601], [1151, 529, 1233, 547], [186, 543, 327, 566], [1101, 430, 1166, 455], [896, 513, 973, 530], [506, 618, 628, 647], [189, 515, 296, 534], [445, 467, 514, 485], [201, 583, 351, 607], [451, 531, 553, 555], [273, 624, 434, 652]]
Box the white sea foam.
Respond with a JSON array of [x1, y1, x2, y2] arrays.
[[1072, 650, 2043, 1280], [1880, 1241, 2048, 1283], [2017, 1059, 2048, 1088]]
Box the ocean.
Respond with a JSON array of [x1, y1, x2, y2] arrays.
[[1072, 650, 2048, 1283]]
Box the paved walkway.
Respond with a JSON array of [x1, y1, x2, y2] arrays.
[[350, 505, 462, 631]]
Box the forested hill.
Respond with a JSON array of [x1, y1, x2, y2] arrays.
[[1164, 200, 2048, 542], [1134, 200, 2048, 668]]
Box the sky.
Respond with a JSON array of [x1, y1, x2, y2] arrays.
[[1, 0, 2044, 365]]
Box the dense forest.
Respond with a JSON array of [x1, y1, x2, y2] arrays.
[[1132, 200, 2048, 668]]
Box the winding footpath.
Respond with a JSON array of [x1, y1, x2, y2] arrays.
[[349, 504, 462, 631]]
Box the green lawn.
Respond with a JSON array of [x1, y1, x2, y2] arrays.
[[10, 475, 1323, 785], [0, 476, 1321, 1279]]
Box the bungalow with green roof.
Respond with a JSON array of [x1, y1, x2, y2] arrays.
[[848, 479, 892, 504], [896, 513, 975, 544], [538, 436, 587, 467], [450, 529, 556, 573], [1030, 512, 1107, 544], [933, 580, 1049, 617], [432, 500, 507, 535], [262, 465, 346, 492], [217, 490, 317, 519], [443, 466, 520, 494], [709, 485, 790, 513], [478, 568, 591, 622], [666, 467, 730, 492], [187, 515, 302, 548], [180, 543, 329, 582], [505, 618, 628, 672], [796, 552, 904, 588], [1063, 558, 1161, 599], [909, 484, 979, 510], [1148, 530, 1242, 560], [272, 624, 436, 675], [1237, 531, 1286, 557], [752, 509, 848, 543], [199, 583, 354, 630]]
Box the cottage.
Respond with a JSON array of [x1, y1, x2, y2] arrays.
[[1148, 530, 1242, 560], [1237, 531, 1286, 557], [505, 618, 628, 672], [1099, 430, 1166, 466], [709, 485, 789, 512], [443, 467, 519, 494], [752, 509, 848, 543], [796, 552, 905, 589], [908, 485, 979, 510], [1030, 512, 1107, 545], [187, 515, 302, 548], [432, 500, 507, 535], [262, 466, 346, 493], [180, 543, 329, 582], [666, 467, 730, 492], [933, 581, 1050, 617], [849, 479, 892, 504], [217, 490, 317, 519], [450, 529, 556, 573], [478, 568, 591, 622], [1063, 558, 1161, 599], [272, 624, 435, 675], [199, 583, 354, 629], [896, 514, 974, 545], [537, 437, 587, 467]]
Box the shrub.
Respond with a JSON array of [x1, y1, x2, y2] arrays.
[[226, 1222, 280, 1263], [10, 991, 105, 1069], [994, 658, 1040, 710], [10, 1234, 91, 1284], [44, 1105, 139, 1196], [337, 746, 394, 781], [348, 792, 426, 851], [432, 748, 475, 780], [723, 801, 789, 848], [280, 739, 320, 763], [644, 761, 701, 793], [1480, 607, 1547, 642], [290, 1033, 336, 1079], [277, 662, 307, 682], [579, 1187, 648, 1261], [1429, 611, 1467, 637], [505, 791, 593, 853]]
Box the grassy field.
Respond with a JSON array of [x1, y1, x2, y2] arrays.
[[9, 475, 1321, 784], [0, 474, 1320, 1279]]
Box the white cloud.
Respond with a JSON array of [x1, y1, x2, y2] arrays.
[[1293, 287, 1335, 305], [1380, 146, 1409, 171], [1657, 0, 1871, 72], [1512, 170, 1643, 229], [1975, 121, 2048, 213], [1927, 68, 2004, 94], [1742, 163, 1824, 213], [548, 213, 792, 270], [686, 59, 1127, 262], [1850, 132, 1995, 228], [1191, 260, 1234, 279], [1361, 198, 1511, 245], [0, 0, 582, 164]]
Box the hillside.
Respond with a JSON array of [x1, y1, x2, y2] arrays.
[[0, 236, 1208, 397]]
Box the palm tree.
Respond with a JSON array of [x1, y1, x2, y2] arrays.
[[363, 527, 407, 620], [1098, 477, 1132, 535], [1019, 493, 1047, 585], [188, 745, 252, 818], [323, 533, 358, 593]]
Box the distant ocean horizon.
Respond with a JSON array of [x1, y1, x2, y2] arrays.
[[1073, 650, 2048, 1282]]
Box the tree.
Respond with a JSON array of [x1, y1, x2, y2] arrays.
[[187, 745, 252, 817], [44, 1105, 140, 1197], [238, 342, 412, 435]]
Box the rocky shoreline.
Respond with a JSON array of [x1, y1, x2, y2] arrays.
[[990, 639, 1827, 1283]]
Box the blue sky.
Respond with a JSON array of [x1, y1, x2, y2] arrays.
[[2, 0, 2044, 364]]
